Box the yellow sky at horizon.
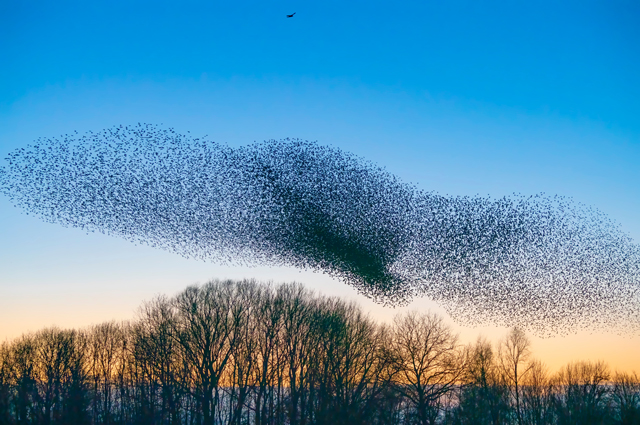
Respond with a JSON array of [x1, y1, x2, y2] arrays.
[[2, 263, 638, 376]]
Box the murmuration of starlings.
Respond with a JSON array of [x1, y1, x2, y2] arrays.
[[1, 124, 638, 336]]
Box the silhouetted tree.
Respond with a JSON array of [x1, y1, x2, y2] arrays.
[[454, 337, 509, 425], [277, 282, 315, 425], [171, 280, 242, 425], [33, 328, 85, 425], [611, 371, 640, 425], [133, 294, 184, 425], [389, 311, 466, 425], [498, 327, 532, 425], [551, 360, 612, 425], [519, 359, 553, 425], [249, 283, 285, 425], [0, 342, 13, 425], [59, 330, 90, 425], [87, 321, 128, 425], [308, 298, 393, 424], [12, 334, 39, 425], [224, 279, 260, 425], [1, 279, 639, 425]]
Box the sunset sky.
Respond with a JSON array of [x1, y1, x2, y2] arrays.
[[1, 1, 639, 372]]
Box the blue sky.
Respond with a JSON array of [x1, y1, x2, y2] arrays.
[[3, 0, 639, 124], [1, 0, 639, 369]]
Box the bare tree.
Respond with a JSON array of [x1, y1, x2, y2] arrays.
[[611, 371, 640, 425], [455, 337, 509, 425], [250, 283, 285, 425], [225, 279, 260, 425], [1, 279, 637, 425], [551, 360, 612, 425], [33, 327, 76, 424], [308, 297, 393, 424], [390, 311, 466, 425], [277, 282, 315, 425], [11, 334, 39, 425], [87, 321, 128, 425], [60, 329, 90, 425], [498, 327, 533, 425], [519, 359, 553, 425], [134, 294, 183, 424], [0, 342, 11, 425], [171, 280, 242, 425]]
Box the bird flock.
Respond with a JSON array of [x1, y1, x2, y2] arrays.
[[1, 124, 639, 336]]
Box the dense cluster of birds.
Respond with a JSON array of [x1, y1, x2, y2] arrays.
[[1, 124, 639, 335]]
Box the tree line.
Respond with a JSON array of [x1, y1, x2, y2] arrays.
[[0, 279, 638, 425]]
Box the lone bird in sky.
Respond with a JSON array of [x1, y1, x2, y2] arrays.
[[286, 12, 296, 18]]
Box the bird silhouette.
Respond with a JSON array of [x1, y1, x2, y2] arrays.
[[286, 12, 296, 18]]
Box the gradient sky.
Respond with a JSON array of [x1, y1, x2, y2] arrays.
[[1, 1, 639, 372]]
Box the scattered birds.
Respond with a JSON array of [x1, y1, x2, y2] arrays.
[[286, 12, 296, 18], [1, 123, 638, 336]]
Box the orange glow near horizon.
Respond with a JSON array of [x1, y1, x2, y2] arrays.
[[2, 273, 638, 375]]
